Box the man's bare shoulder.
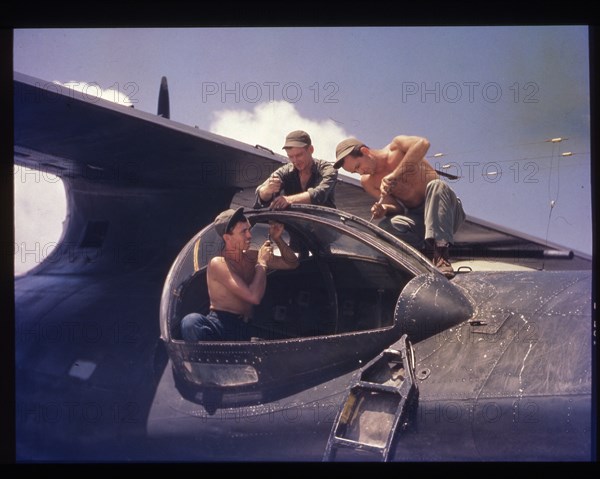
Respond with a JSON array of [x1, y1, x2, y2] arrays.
[[209, 255, 227, 269], [360, 174, 375, 187], [391, 135, 428, 149], [207, 256, 227, 280], [360, 174, 382, 197]]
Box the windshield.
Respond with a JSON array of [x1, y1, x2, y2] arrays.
[[161, 208, 418, 342]]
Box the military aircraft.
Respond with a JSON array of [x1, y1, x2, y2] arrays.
[[13, 71, 594, 462]]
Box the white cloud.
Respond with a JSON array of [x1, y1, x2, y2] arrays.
[[209, 100, 352, 165]]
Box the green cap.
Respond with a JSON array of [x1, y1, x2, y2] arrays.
[[213, 207, 245, 238], [283, 130, 311, 149]]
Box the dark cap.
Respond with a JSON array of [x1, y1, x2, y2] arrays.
[[283, 130, 311, 149], [213, 207, 245, 238], [333, 138, 364, 169]]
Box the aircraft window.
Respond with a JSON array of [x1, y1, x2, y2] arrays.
[[328, 234, 386, 259], [280, 217, 388, 261], [246, 217, 409, 338], [247, 222, 294, 258], [183, 221, 297, 277], [180, 217, 388, 282], [191, 228, 223, 273]]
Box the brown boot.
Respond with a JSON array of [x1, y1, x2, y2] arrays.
[[433, 244, 455, 279]]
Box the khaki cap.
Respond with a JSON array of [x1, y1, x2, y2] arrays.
[[333, 138, 364, 169]]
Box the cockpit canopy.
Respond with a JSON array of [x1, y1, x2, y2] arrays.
[[158, 206, 471, 408], [161, 206, 433, 341]]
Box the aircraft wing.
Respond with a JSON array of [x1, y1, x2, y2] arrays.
[[14, 72, 283, 190]]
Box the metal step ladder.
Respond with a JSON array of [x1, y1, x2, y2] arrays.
[[323, 334, 418, 461]]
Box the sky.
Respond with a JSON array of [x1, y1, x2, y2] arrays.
[[12, 27, 592, 275]]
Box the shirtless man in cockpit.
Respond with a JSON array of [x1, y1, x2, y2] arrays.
[[181, 207, 298, 341]]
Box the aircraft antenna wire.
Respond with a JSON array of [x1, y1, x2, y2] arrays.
[[542, 137, 565, 267]]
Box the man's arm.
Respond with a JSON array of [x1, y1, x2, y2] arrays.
[[265, 222, 299, 270], [382, 135, 431, 193], [255, 170, 284, 207], [267, 238, 299, 270], [280, 190, 312, 205], [305, 160, 337, 205], [361, 175, 384, 200], [208, 256, 268, 306], [370, 194, 406, 219], [362, 175, 405, 219], [389, 135, 430, 169]]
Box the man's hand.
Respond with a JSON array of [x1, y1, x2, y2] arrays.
[[265, 175, 282, 196], [258, 241, 273, 267], [370, 201, 386, 220], [268, 221, 284, 241], [380, 174, 397, 195], [270, 195, 290, 210]]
